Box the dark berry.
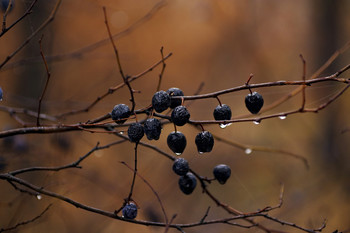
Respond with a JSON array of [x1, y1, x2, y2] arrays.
[[122, 202, 138, 219], [213, 164, 231, 184], [111, 104, 131, 124], [213, 104, 232, 121], [171, 105, 190, 126], [1, 0, 13, 12], [152, 90, 171, 113], [245, 92, 264, 114], [167, 87, 184, 109], [143, 118, 162, 140], [172, 158, 189, 176], [195, 131, 214, 153], [127, 123, 144, 142], [167, 131, 187, 155], [178, 172, 197, 195], [0, 87, 3, 101]]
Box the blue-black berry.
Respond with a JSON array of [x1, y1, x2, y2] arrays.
[[122, 202, 138, 219], [213, 164, 231, 184], [0, 87, 3, 101], [1, 0, 13, 12], [245, 92, 264, 114], [111, 104, 131, 124], [213, 104, 232, 121], [172, 158, 189, 176], [152, 90, 171, 113], [171, 105, 190, 126], [167, 131, 187, 155], [127, 123, 144, 142], [178, 172, 197, 195], [195, 131, 214, 153], [144, 118, 162, 140], [167, 87, 184, 109]]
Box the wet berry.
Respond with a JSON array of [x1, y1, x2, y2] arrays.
[[167, 87, 184, 109], [245, 92, 264, 114], [195, 131, 214, 153], [122, 202, 138, 219], [167, 131, 187, 155], [213, 164, 231, 184], [111, 104, 131, 124], [171, 105, 190, 126], [144, 118, 162, 140], [152, 90, 171, 113], [127, 123, 144, 142], [178, 172, 197, 195], [172, 158, 189, 176], [213, 104, 231, 121]]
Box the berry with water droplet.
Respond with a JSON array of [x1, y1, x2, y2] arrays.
[[111, 104, 131, 124], [152, 90, 171, 113], [245, 92, 264, 114], [213, 164, 231, 184], [127, 123, 144, 142], [167, 131, 187, 154], [171, 105, 190, 126], [213, 104, 232, 121], [122, 202, 138, 219], [167, 87, 184, 109], [172, 158, 189, 176], [178, 172, 197, 195], [195, 131, 214, 153], [144, 118, 162, 140]]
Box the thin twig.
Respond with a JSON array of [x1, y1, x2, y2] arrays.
[[37, 35, 51, 126], [127, 142, 139, 202], [157, 46, 166, 91]]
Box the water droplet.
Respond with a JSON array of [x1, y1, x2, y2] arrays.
[[175, 152, 182, 156], [119, 131, 124, 135], [245, 148, 252, 155], [219, 123, 232, 129], [36, 194, 42, 200], [253, 120, 260, 125], [198, 151, 204, 154], [279, 115, 286, 120]]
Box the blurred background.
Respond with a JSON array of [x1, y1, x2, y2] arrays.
[[0, 0, 350, 232]]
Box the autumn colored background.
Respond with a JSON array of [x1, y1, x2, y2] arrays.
[[0, 0, 350, 232]]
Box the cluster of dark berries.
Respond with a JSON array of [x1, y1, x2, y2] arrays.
[[172, 158, 197, 195], [122, 202, 138, 219]]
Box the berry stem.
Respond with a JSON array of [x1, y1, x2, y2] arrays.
[[215, 96, 222, 106], [127, 142, 138, 202], [245, 73, 254, 94]]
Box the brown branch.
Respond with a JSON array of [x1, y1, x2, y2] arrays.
[[0, 0, 62, 70], [0, 0, 38, 37], [37, 35, 51, 126], [1, 0, 14, 32], [0, 204, 52, 233]]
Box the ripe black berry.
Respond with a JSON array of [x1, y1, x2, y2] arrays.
[[172, 158, 189, 176], [167, 87, 184, 109], [111, 104, 131, 124], [245, 92, 264, 114], [213, 164, 231, 184], [171, 105, 190, 126], [144, 118, 162, 140], [178, 172, 197, 195], [195, 131, 214, 153], [1, 0, 13, 12], [0, 87, 3, 101], [167, 131, 187, 155], [152, 90, 171, 113], [127, 123, 144, 142], [122, 202, 138, 219], [213, 104, 232, 121]]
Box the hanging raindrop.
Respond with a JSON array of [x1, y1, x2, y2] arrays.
[[253, 120, 261, 125], [175, 152, 182, 156], [220, 123, 232, 129], [36, 194, 42, 200], [245, 148, 253, 155], [279, 115, 287, 120]]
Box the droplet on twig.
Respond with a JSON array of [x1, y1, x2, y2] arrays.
[[36, 194, 42, 200], [219, 123, 232, 129], [279, 115, 287, 120], [253, 120, 261, 125], [245, 148, 253, 155]]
